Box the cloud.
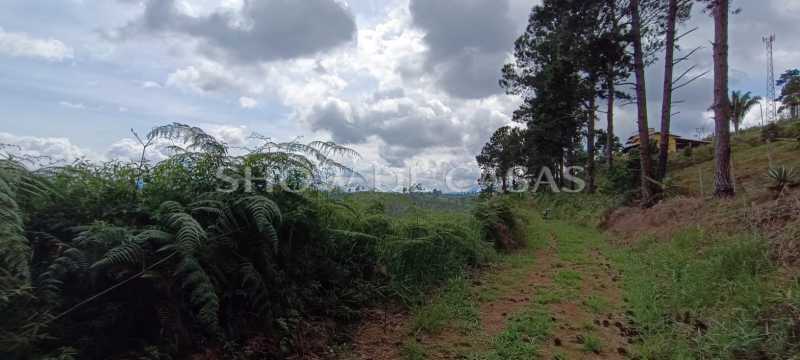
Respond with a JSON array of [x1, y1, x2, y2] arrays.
[[238, 96, 257, 109], [165, 60, 265, 95], [140, 81, 162, 88], [409, 0, 518, 99], [0, 132, 92, 163], [0, 27, 74, 62], [305, 92, 513, 167], [206, 125, 249, 146], [59, 101, 87, 110], [107, 138, 172, 162], [117, 0, 357, 64]]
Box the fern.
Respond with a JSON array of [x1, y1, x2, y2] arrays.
[[147, 123, 227, 155], [160, 201, 207, 256], [72, 222, 131, 253], [234, 196, 282, 251], [92, 240, 146, 269], [174, 257, 220, 334], [37, 247, 89, 301], [0, 159, 32, 280], [239, 262, 269, 315]]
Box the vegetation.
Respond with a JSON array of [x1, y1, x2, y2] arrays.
[[730, 90, 762, 133], [614, 229, 799, 358], [4, 0, 800, 359], [0, 124, 513, 359]]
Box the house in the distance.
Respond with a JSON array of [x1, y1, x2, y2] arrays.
[[623, 128, 711, 153]]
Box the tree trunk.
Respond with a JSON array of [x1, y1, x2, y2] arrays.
[[657, 0, 678, 181], [630, 0, 655, 205], [713, 0, 735, 198], [606, 68, 615, 169], [605, 0, 617, 169], [587, 95, 597, 193]]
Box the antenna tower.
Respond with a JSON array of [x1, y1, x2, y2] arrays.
[[763, 34, 778, 124]]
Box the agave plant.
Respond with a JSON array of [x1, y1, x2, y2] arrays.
[[767, 166, 798, 194]]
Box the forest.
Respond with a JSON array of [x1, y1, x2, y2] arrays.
[[3, 0, 800, 359]]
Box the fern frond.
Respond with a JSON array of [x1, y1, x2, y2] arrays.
[[175, 257, 220, 334], [239, 262, 269, 315], [72, 222, 130, 250], [159, 201, 185, 216], [234, 196, 282, 251], [36, 247, 89, 301], [307, 141, 362, 161], [163, 213, 207, 256], [147, 122, 227, 155], [0, 160, 31, 280], [92, 240, 146, 269]]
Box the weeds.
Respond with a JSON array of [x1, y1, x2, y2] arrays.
[[478, 305, 552, 360], [411, 277, 479, 335], [614, 229, 787, 358], [581, 334, 603, 353]]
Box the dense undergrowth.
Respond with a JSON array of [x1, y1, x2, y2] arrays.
[[0, 124, 521, 360]]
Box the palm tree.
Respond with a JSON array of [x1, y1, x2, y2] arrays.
[[730, 90, 761, 133]]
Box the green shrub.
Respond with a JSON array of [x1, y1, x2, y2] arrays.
[[767, 166, 798, 194], [473, 197, 526, 250], [381, 219, 490, 301]]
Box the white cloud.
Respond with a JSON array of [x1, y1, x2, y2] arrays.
[[106, 138, 175, 163], [238, 96, 257, 108], [59, 101, 86, 110], [206, 125, 249, 146], [166, 60, 264, 94], [0, 27, 74, 62], [0, 132, 93, 163], [141, 81, 162, 89]]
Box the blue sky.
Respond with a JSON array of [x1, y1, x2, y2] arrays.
[[0, 0, 798, 189]]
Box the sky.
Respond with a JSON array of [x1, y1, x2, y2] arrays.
[[0, 0, 798, 191]]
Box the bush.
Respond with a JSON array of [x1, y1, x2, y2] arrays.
[[762, 123, 782, 142], [474, 197, 526, 251], [381, 219, 490, 302]]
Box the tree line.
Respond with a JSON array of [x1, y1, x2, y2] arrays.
[[478, 0, 764, 205]]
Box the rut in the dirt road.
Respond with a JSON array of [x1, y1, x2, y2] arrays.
[[344, 217, 638, 359]]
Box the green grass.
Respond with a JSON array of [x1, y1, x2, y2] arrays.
[[582, 295, 610, 314], [670, 118, 800, 196], [581, 334, 603, 353], [400, 340, 427, 360], [554, 270, 582, 289], [411, 277, 479, 335], [611, 228, 785, 358], [472, 305, 553, 360]]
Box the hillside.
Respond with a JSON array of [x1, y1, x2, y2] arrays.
[[670, 119, 800, 198]]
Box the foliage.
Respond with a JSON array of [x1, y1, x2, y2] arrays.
[[762, 122, 782, 142], [497, 0, 611, 187], [767, 166, 798, 195], [473, 197, 526, 250], [730, 90, 761, 133], [0, 125, 505, 358], [778, 69, 800, 119], [476, 127, 525, 193]]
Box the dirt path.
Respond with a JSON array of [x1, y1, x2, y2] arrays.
[[343, 219, 635, 359]]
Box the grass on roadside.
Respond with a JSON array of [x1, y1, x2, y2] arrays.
[[411, 277, 479, 335], [472, 304, 553, 360], [612, 228, 800, 358]]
